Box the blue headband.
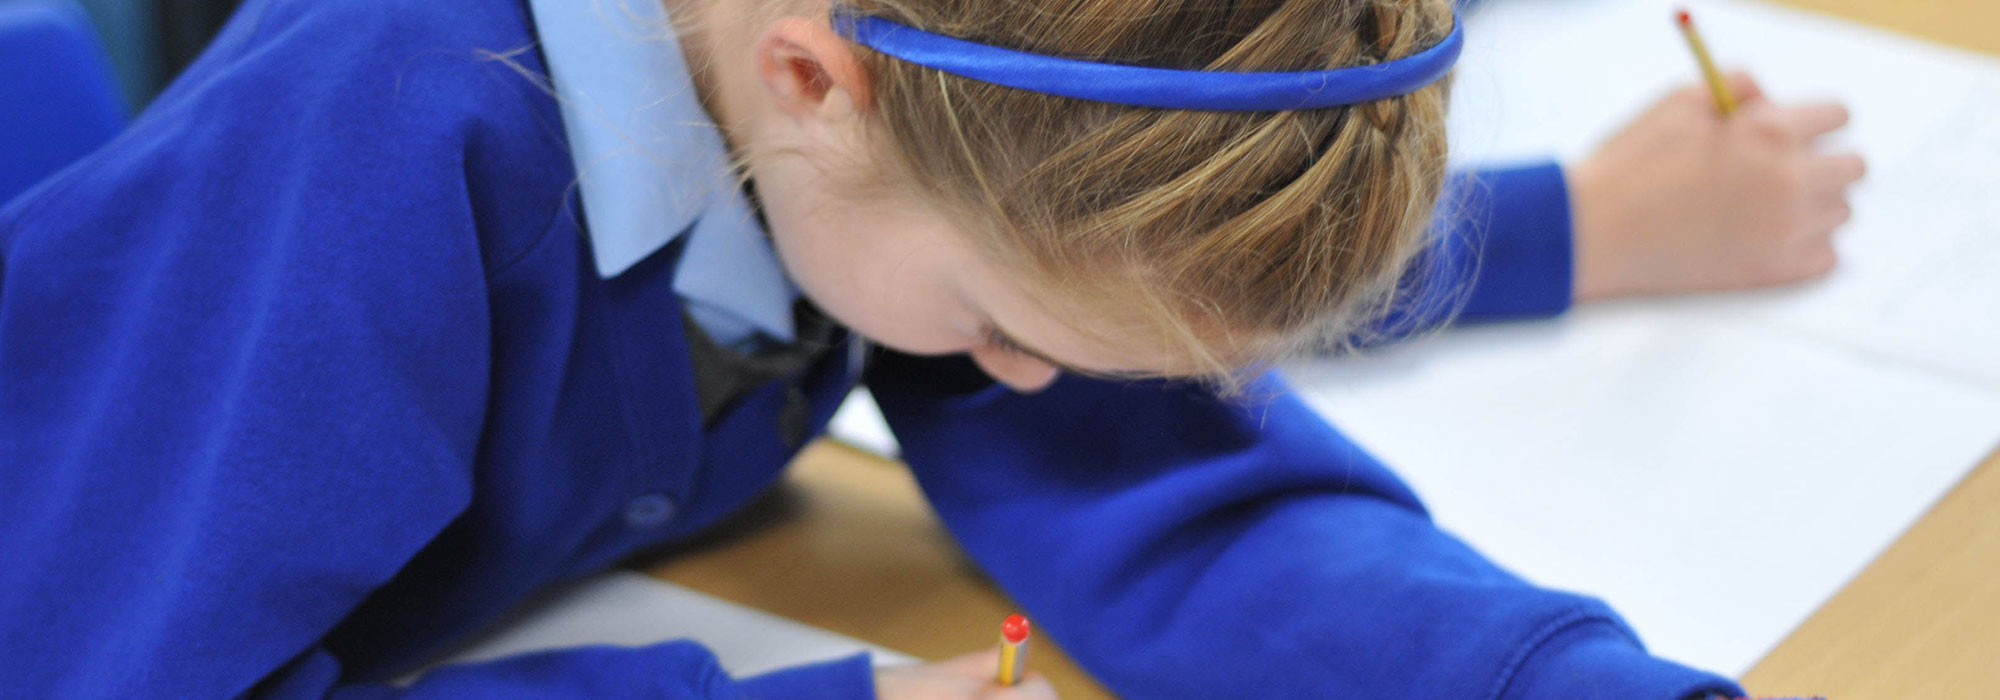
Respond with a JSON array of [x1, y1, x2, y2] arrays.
[[830, 5, 1463, 111]]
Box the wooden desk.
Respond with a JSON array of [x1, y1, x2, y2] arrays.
[[645, 4, 2000, 697]]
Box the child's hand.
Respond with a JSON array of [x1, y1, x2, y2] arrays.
[[1568, 72, 1867, 301], [874, 649, 1061, 700]]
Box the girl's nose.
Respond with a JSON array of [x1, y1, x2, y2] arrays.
[[967, 346, 1060, 393]]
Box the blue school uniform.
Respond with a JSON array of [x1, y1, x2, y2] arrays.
[[0, 0, 1743, 698]]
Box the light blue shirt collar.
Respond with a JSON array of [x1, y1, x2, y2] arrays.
[[527, 0, 798, 345]]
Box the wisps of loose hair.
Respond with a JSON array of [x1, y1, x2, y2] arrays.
[[837, 0, 1460, 390]]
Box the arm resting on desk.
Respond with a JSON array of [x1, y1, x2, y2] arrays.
[[0, 76, 873, 700], [868, 355, 1740, 700], [0, 190, 874, 697]]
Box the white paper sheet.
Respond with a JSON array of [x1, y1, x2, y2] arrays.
[[831, 387, 901, 458], [401, 571, 916, 685], [1292, 0, 2000, 675]]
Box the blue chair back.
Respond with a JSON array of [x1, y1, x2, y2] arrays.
[[1, 0, 126, 205]]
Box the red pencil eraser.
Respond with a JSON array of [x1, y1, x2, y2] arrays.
[[1676, 8, 1692, 26], [1002, 614, 1031, 644]]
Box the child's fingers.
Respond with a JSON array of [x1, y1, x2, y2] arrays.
[[983, 673, 1059, 699], [1773, 101, 1852, 142], [1804, 153, 1868, 192], [1787, 241, 1840, 280], [1720, 70, 1767, 104], [937, 647, 1004, 676], [1805, 198, 1855, 234]]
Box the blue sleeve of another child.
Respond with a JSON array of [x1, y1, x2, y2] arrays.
[[868, 354, 1742, 700], [1371, 162, 1576, 340], [0, 0, 874, 697], [1443, 162, 1576, 321]]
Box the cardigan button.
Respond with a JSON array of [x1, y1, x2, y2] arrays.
[[622, 493, 677, 530]]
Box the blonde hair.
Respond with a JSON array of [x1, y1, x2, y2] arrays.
[[838, 0, 1458, 385]]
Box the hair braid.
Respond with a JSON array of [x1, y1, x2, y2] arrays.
[[834, 0, 1457, 385]]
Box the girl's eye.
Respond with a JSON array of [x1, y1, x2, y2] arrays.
[[983, 327, 1025, 355]]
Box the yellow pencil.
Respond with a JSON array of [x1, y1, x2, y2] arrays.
[[1676, 8, 1737, 115], [997, 614, 1031, 686]]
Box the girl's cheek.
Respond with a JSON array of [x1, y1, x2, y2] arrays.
[[839, 295, 975, 357]]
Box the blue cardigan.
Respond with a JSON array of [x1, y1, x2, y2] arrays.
[[0, 0, 1740, 698]]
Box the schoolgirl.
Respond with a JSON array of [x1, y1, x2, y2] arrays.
[[0, 0, 1860, 697]]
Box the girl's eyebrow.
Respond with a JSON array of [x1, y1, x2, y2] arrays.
[[987, 324, 1079, 372]]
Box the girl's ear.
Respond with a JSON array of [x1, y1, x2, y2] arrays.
[[754, 16, 873, 119]]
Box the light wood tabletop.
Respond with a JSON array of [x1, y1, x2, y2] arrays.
[[643, 3, 2000, 698]]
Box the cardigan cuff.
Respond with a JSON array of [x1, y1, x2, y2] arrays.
[[1499, 617, 1742, 700], [1451, 161, 1576, 320]]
